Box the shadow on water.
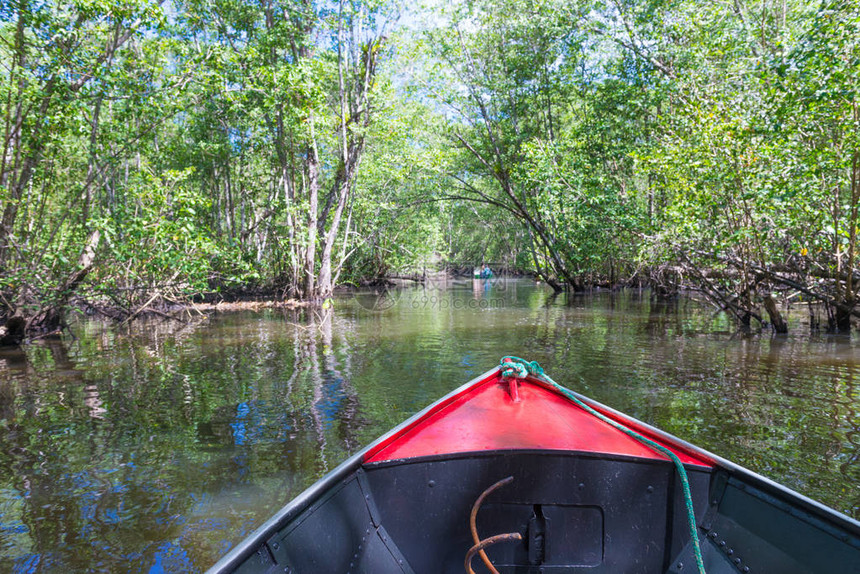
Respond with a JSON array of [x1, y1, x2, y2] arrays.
[[0, 281, 858, 572]]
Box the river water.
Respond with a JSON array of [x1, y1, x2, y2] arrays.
[[0, 278, 858, 572]]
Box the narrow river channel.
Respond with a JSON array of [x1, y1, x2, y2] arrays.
[[0, 278, 858, 572]]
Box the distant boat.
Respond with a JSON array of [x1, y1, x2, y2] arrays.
[[207, 359, 860, 574]]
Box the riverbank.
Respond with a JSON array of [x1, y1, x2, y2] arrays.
[[1, 269, 857, 348]]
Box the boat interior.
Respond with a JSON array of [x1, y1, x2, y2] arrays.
[[232, 450, 858, 574]]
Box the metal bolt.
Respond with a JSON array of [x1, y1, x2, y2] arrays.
[[727, 549, 734, 556], [272, 542, 279, 550], [734, 558, 742, 565], [428, 480, 436, 488], [719, 540, 726, 547], [742, 567, 750, 573], [708, 531, 718, 539], [676, 562, 684, 569], [647, 485, 654, 493], [578, 482, 585, 490]]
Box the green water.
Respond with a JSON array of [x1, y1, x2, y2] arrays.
[[0, 279, 858, 572]]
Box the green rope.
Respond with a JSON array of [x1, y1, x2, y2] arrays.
[[499, 356, 707, 574]]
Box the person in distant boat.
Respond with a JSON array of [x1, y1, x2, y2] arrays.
[[480, 264, 493, 279]]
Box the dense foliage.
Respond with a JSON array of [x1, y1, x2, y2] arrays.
[[0, 0, 858, 333]]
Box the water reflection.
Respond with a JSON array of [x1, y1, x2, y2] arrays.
[[0, 282, 858, 572]]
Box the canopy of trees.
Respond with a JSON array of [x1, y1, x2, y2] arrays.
[[1, 0, 858, 336]]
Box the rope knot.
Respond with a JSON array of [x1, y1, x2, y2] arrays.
[[499, 356, 544, 379]]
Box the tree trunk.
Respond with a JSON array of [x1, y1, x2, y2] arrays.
[[833, 303, 854, 333], [28, 228, 101, 335], [302, 122, 320, 299], [317, 173, 353, 299], [762, 294, 788, 333]]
